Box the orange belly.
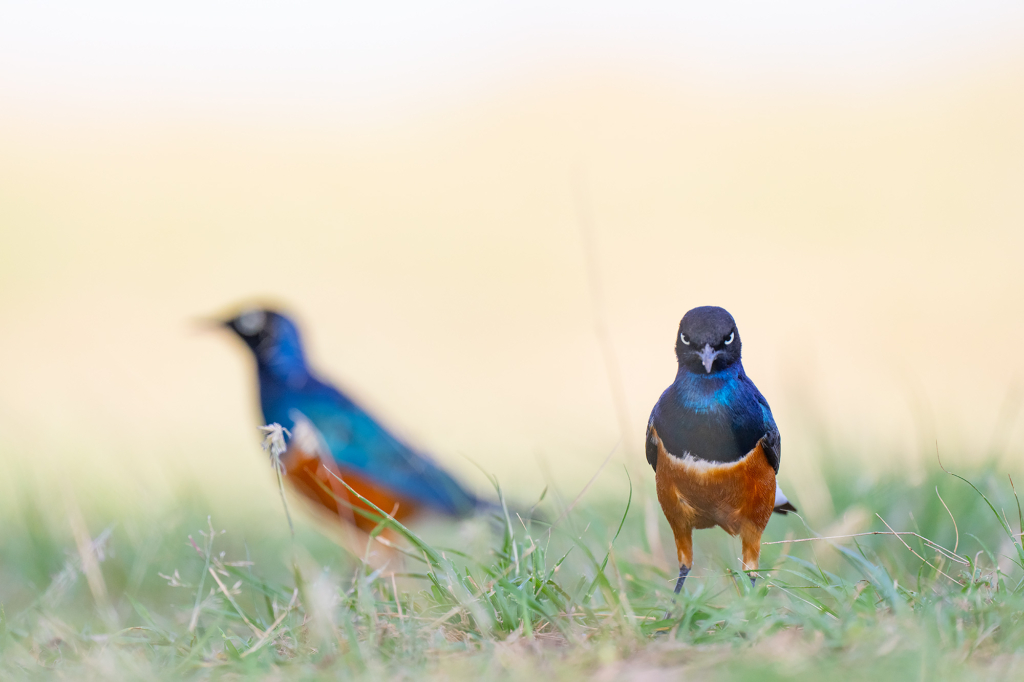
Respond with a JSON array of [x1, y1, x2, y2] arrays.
[[280, 447, 419, 533], [653, 430, 776, 535]]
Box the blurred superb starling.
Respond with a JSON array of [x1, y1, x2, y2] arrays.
[[646, 306, 795, 592], [217, 307, 488, 531]]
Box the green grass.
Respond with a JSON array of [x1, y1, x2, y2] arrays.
[[2, 457, 1024, 681]]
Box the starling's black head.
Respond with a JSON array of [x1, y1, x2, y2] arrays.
[[224, 308, 274, 352], [675, 306, 742, 375], [221, 308, 307, 370]]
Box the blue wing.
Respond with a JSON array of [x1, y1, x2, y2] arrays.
[[269, 380, 481, 516], [745, 376, 781, 473], [757, 397, 781, 472], [727, 371, 781, 473]]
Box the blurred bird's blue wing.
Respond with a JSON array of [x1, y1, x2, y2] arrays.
[[287, 387, 481, 517]]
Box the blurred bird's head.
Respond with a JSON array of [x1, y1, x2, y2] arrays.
[[675, 306, 742, 375], [217, 307, 308, 376]]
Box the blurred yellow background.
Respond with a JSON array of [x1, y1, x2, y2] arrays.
[[1, 3, 1023, 520]]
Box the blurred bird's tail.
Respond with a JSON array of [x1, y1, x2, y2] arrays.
[[463, 462, 548, 525], [472, 486, 548, 527]]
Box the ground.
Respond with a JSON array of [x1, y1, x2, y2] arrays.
[[1, 457, 1023, 681]]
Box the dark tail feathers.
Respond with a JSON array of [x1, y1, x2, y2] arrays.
[[773, 501, 798, 515]]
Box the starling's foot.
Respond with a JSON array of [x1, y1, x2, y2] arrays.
[[664, 564, 692, 620], [673, 564, 690, 595]]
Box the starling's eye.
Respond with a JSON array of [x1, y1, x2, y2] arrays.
[[680, 334, 690, 346], [237, 310, 267, 335], [724, 332, 735, 346]]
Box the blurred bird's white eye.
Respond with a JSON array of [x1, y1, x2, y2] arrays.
[[724, 332, 735, 345], [237, 310, 266, 335], [680, 333, 690, 345]]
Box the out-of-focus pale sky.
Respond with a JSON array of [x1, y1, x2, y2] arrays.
[[1, 2, 1023, 518], [3, 1, 1024, 116]]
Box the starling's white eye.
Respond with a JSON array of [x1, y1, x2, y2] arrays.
[[680, 333, 690, 345], [237, 310, 266, 335], [724, 332, 735, 345]]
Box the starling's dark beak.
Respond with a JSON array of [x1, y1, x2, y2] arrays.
[[191, 316, 228, 333], [697, 344, 720, 373]]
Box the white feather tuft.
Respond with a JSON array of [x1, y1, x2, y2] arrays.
[[774, 484, 790, 507]]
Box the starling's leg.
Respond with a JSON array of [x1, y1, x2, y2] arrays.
[[660, 520, 695, 621], [740, 523, 763, 588], [674, 564, 690, 594], [671, 526, 693, 593], [663, 529, 694, 620], [656, 474, 694, 614]]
